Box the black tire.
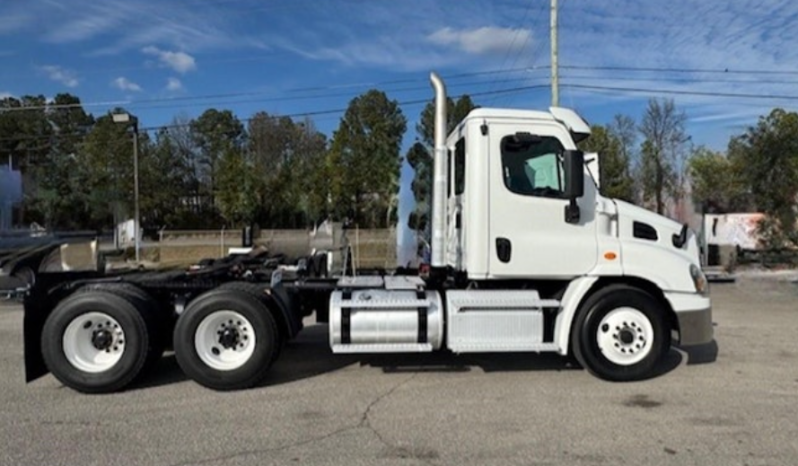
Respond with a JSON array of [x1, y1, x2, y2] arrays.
[[79, 283, 168, 371], [217, 282, 285, 362], [41, 290, 153, 393], [173, 288, 278, 390], [571, 285, 670, 382]]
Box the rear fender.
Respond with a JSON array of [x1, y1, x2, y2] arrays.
[[266, 283, 302, 337], [23, 272, 105, 382]]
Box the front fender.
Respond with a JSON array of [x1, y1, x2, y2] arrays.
[[554, 276, 599, 354]]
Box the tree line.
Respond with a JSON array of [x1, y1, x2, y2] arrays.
[[579, 101, 798, 250], [2, 91, 797, 248], [0, 90, 406, 231]]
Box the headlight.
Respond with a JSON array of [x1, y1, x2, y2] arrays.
[[690, 264, 708, 295]]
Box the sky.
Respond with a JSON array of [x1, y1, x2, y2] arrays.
[[2, 0, 798, 259]]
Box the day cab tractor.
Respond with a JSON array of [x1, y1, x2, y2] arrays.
[[20, 72, 713, 393]]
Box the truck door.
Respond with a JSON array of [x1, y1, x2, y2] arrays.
[[488, 122, 598, 278], [446, 138, 465, 270]]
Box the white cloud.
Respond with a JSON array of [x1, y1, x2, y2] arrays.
[[166, 77, 183, 91], [40, 65, 79, 88], [112, 77, 142, 92], [0, 92, 13, 99], [142, 46, 196, 73], [427, 26, 532, 55]]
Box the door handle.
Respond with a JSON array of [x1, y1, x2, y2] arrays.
[[496, 237, 512, 263]]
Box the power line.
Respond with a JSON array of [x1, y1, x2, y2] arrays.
[[17, 62, 798, 114], [127, 77, 550, 112], [484, 0, 538, 106], [0, 84, 551, 143], [561, 74, 798, 85], [0, 67, 548, 113], [562, 83, 798, 101], [560, 65, 798, 75]]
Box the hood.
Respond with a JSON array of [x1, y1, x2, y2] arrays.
[[612, 200, 701, 292], [614, 200, 683, 236]]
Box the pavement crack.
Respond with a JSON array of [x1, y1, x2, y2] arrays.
[[167, 374, 418, 466], [359, 374, 436, 465]]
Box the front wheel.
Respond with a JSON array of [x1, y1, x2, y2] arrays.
[[571, 285, 670, 382]]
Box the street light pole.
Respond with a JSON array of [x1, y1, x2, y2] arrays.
[[132, 122, 140, 263], [112, 112, 141, 264]]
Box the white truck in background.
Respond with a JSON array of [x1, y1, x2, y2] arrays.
[[20, 72, 713, 394]]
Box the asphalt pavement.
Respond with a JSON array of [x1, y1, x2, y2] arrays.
[[1, 277, 797, 466]]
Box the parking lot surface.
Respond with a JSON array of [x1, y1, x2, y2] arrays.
[[1, 277, 797, 466]]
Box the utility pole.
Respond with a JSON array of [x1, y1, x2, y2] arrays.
[[550, 0, 559, 107]]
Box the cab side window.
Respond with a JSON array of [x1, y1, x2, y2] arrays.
[[454, 138, 465, 195], [501, 135, 565, 198]]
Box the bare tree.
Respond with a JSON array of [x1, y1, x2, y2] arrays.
[[638, 99, 689, 215]]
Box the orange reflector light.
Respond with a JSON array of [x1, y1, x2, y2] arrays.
[[604, 252, 617, 260]]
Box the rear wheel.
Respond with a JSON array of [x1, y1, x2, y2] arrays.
[[572, 285, 670, 381], [79, 283, 168, 371], [217, 282, 285, 362], [41, 290, 152, 393], [173, 289, 278, 390]]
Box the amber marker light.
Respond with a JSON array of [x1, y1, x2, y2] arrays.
[[604, 252, 617, 260]]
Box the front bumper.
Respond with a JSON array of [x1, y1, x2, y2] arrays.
[[664, 292, 713, 346]]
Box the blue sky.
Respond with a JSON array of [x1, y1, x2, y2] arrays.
[[2, 0, 798, 258]]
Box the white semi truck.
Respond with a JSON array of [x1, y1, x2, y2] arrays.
[[21, 73, 713, 393]]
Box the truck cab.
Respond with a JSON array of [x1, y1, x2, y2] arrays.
[[445, 107, 600, 279]]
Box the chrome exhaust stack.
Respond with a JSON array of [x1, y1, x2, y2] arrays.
[[429, 72, 448, 268]]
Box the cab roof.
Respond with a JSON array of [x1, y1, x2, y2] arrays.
[[458, 107, 592, 143]]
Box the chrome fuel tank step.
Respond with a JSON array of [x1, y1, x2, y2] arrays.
[[446, 290, 560, 353]]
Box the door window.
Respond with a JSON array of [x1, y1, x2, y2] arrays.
[[454, 138, 465, 195], [501, 135, 565, 198]]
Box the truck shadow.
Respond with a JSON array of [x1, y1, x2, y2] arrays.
[[134, 324, 687, 390], [257, 325, 586, 388]]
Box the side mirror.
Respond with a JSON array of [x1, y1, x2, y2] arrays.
[[563, 150, 585, 199], [563, 150, 584, 224]]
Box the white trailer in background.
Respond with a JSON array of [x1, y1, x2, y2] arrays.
[[21, 73, 713, 394]]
